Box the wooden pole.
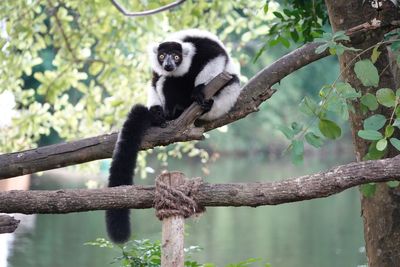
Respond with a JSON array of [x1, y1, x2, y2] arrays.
[[159, 172, 185, 267]]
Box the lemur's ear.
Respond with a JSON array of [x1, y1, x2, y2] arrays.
[[148, 43, 159, 54], [182, 43, 194, 56]]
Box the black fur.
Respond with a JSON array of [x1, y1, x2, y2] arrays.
[[156, 37, 228, 120], [106, 104, 152, 243]]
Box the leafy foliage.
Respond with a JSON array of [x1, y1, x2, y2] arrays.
[[85, 238, 271, 267], [262, 0, 328, 47]]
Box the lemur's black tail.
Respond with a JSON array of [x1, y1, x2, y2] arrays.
[[106, 104, 151, 243]]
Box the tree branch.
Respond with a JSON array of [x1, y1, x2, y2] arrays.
[[1, 156, 400, 214], [110, 0, 186, 17]]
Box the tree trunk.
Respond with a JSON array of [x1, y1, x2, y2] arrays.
[[325, 1, 400, 266]]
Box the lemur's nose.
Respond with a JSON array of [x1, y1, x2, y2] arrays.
[[164, 64, 174, 71]]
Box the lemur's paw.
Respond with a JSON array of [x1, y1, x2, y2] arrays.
[[201, 99, 214, 112], [192, 91, 205, 106], [149, 106, 167, 127]]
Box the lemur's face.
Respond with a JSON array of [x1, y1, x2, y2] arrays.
[[157, 42, 183, 72]]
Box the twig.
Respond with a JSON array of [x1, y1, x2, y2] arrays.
[[110, 0, 186, 17]]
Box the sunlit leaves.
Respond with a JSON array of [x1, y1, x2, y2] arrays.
[[370, 46, 381, 64], [354, 59, 379, 87], [376, 138, 387, 151]]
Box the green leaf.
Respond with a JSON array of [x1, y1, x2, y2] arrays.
[[278, 36, 290, 48], [292, 140, 304, 156], [291, 122, 302, 134], [273, 11, 284, 19], [376, 138, 387, 151], [390, 138, 400, 151], [360, 183, 376, 198], [278, 125, 294, 139], [387, 181, 400, 188], [335, 82, 360, 99], [315, 43, 329, 54], [318, 119, 341, 139], [299, 96, 318, 116], [305, 132, 324, 148], [263, 3, 269, 14], [291, 140, 304, 165], [357, 130, 383, 140], [376, 88, 396, 107], [363, 114, 386, 130], [363, 141, 386, 160], [290, 29, 299, 42], [360, 93, 378, 111], [393, 119, 400, 129], [332, 30, 350, 41], [354, 59, 379, 87], [371, 46, 381, 64], [385, 125, 394, 138]]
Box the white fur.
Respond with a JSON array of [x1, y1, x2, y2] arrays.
[[200, 81, 241, 120], [146, 76, 167, 109], [148, 41, 196, 77], [194, 55, 226, 86], [167, 29, 226, 50], [146, 86, 162, 108]]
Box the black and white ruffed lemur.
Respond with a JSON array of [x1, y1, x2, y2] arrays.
[[106, 29, 241, 243]]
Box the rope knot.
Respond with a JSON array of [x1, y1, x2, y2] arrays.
[[154, 172, 205, 220]]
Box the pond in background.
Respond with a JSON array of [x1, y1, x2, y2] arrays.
[[4, 148, 366, 267]]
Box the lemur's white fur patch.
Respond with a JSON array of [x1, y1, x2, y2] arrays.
[[200, 81, 241, 121]]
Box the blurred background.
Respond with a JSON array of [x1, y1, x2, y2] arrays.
[[0, 0, 366, 266]]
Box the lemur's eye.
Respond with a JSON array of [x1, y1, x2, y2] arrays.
[[159, 54, 165, 60], [174, 55, 180, 61]]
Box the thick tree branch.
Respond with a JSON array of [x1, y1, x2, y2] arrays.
[[1, 156, 400, 214], [110, 0, 186, 17]]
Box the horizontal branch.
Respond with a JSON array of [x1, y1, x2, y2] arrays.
[[1, 156, 400, 214]]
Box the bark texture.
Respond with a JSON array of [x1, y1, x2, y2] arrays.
[[1, 156, 400, 214], [325, 1, 400, 266]]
